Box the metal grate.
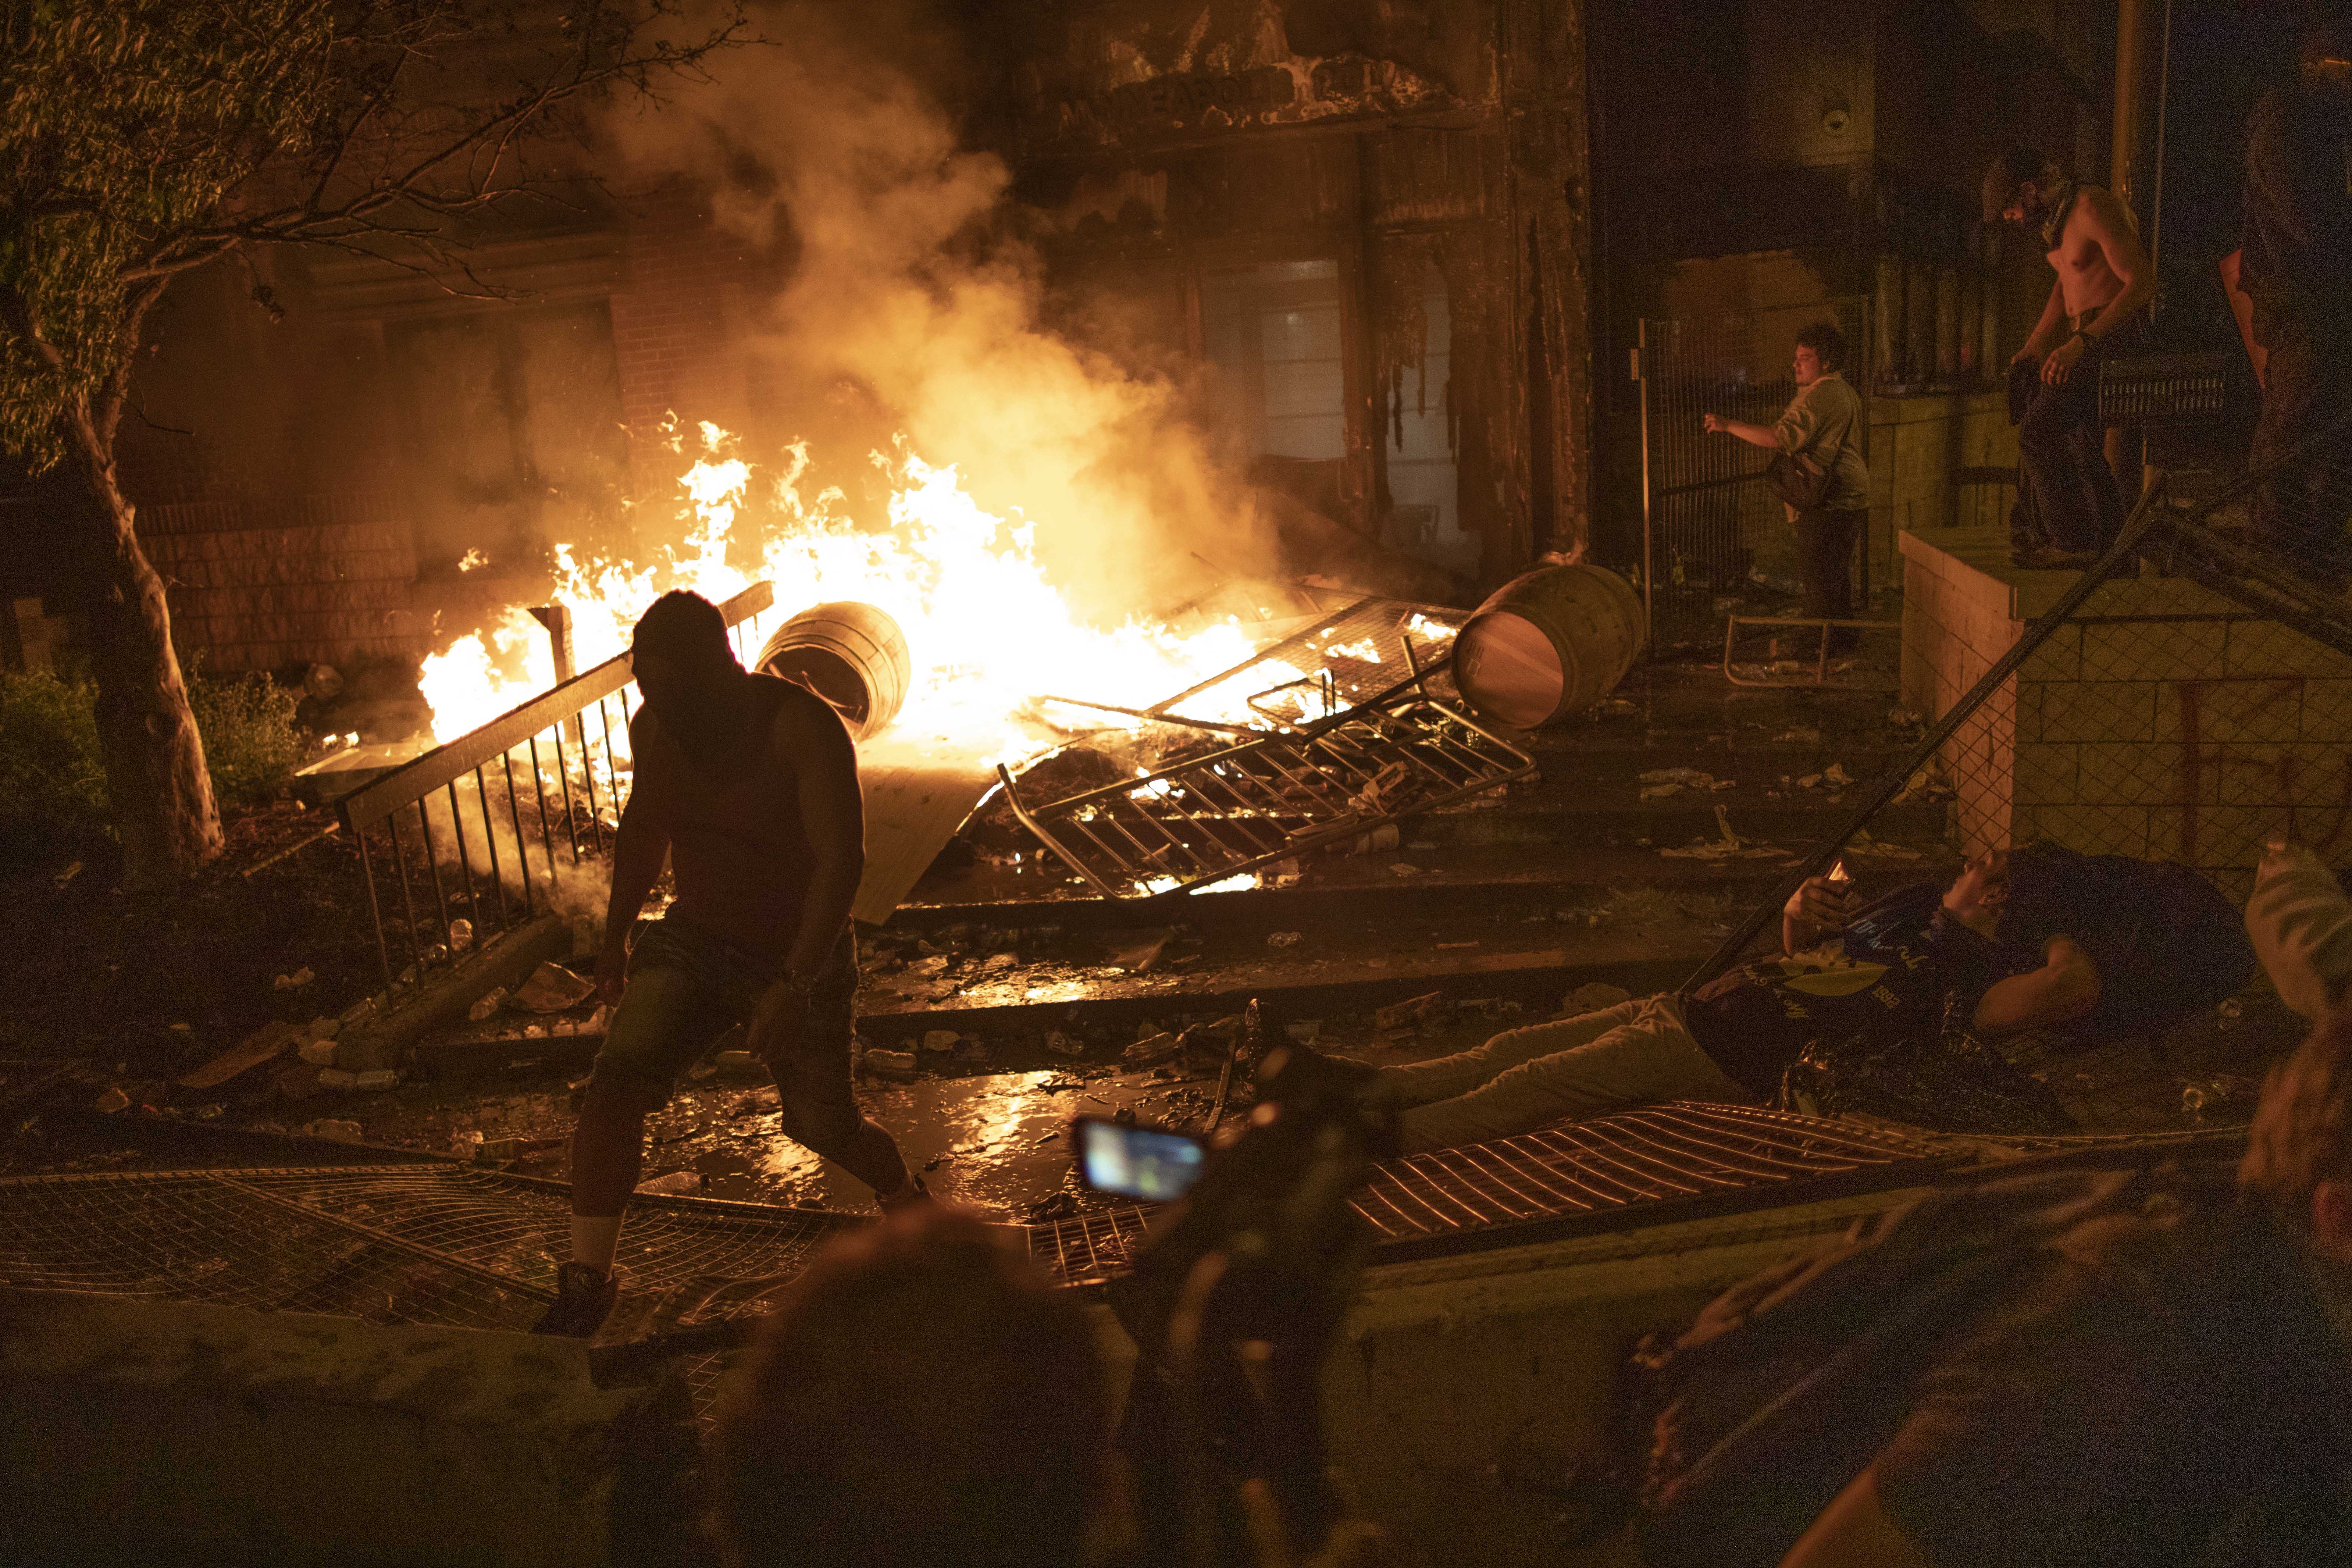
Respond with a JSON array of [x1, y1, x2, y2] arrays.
[[1024, 1101, 1946, 1284], [1039, 594, 1466, 736], [0, 1165, 860, 1328], [1000, 689, 1535, 899], [2098, 352, 2232, 428], [1636, 298, 1874, 645], [1351, 1102, 1941, 1245]]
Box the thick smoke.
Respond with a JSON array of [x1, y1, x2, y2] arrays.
[[602, 1, 1271, 623]]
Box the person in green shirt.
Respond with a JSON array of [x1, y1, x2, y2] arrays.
[[1706, 321, 1872, 646]]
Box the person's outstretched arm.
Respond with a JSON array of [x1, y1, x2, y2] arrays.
[[1971, 934, 2100, 1036]]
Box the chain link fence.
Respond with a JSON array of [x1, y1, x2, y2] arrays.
[[1689, 410, 2352, 993]]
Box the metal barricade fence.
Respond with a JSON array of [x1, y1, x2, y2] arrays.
[[334, 582, 774, 1001], [1637, 297, 1873, 647], [1686, 407, 2352, 991]]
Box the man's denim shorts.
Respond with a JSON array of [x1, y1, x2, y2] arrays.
[[589, 916, 858, 1111]]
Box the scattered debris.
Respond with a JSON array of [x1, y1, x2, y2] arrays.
[[92, 1086, 129, 1114], [1891, 768, 1954, 804], [1772, 727, 1822, 745], [273, 967, 316, 992], [1284, 1020, 1322, 1044], [1887, 707, 1924, 728], [1045, 1031, 1083, 1056], [1823, 762, 1854, 787], [178, 1019, 303, 1090], [715, 1049, 761, 1073], [317, 1069, 357, 1090], [298, 1037, 338, 1067], [449, 918, 475, 954], [1123, 1032, 1182, 1068], [1110, 928, 1177, 973], [1348, 824, 1402, 856], [304, 1118, 363, 1142], [864, 1049, 917, 1080], [1267, 858, 1303, 888], [1562, 982, 1633, 1016], [1266, 931, 1304, 948], [51, 861, 81, 890], [920, 1030, 962, 1054], [1374, 992, 1454, 1037], [1661, 805, 1789, 860], [1389, 863, 1423, 877], [351, 1069, 398, 1091], [467, 986, 509, 1023], [1845, 828, 1924, 861], [514, 962, 595, 1013], [638, 1171, 701, 1195], [1638, 767, 1736, 801]]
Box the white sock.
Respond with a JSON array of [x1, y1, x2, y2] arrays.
[[570, 1215, 624, 1273]]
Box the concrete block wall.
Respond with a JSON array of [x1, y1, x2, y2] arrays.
[[1901, 525, 2352, 894]]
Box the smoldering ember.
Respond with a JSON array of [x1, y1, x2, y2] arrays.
[[8, 2, 2352, 1565]]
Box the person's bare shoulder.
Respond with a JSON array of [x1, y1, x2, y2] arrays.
[[757, 676, 855, 771], [2078, 186, 2146, 256]]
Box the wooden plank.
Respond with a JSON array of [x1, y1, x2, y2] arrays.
[[177, 1020, 303, 1090], [851, 759, 1001, 926]]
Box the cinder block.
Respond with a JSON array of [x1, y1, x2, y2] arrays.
[[2076, 742, 2196, 808], [2013, 742, 2078, 806], [2302, 680, 2352, 743], [2180, 678, 2305, 745], [2079, 619, 2230, 683], [2213, 745, 2293, 809], [2192, 806, 2289, 873], [2040, 802, 2149, 858], [2018, 624, 2081, 683], [2038, 680, 2156, 745], [2279, 743, 2352, 808], [2224, 619, 2351, 680]]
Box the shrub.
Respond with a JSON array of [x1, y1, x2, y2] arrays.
[[0, 668, 109, 852], [0, 663, 305, 859], [188, 667, 304, 807]]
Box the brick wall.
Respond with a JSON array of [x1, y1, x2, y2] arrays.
[[1901, 525, 2352, 898], [142, 493, 424, 674], [607, 186, 760, 483]]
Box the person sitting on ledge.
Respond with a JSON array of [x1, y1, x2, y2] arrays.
[[1365, 845, 2252, 1153]]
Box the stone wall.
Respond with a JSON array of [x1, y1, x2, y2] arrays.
[[1902, 525, 2352, 897]]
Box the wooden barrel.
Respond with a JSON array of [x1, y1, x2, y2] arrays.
[[1451, 565, 1645, 728], [754, 602, 911, 741]]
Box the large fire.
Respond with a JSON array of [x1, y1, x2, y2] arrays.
[[417, 421, 1303, 767]]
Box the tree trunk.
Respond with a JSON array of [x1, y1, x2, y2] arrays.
[[60, 408, 222, 886]]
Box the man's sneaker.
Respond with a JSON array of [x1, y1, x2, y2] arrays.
[[533, 1261, 617, 1337]]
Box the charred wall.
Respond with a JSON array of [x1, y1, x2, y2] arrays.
[[987, 0, 1595, 588]]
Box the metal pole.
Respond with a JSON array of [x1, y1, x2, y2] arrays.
[[530, 604, 581, 756], [1635, 320, 1656, 650]]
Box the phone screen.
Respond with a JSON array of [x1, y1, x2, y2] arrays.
[[1073, 1117, 1208, 1203]]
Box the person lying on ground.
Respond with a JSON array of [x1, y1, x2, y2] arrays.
[[1988, 841, 2256, 1041], [1364, 845, 2251, 1154], [1365, 855, 2042, 1153], [1772, 1001, 2352, 1568], [2247, 837, 2352, 1019]]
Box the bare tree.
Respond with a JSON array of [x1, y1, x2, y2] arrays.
[[0, 0, 746, 885]]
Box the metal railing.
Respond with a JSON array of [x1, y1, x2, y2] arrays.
[[335, 582, 774, 1002]]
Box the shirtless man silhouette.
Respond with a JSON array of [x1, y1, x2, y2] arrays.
[[536, 590, 921, 1336], [1983, 147, 2156, 568]]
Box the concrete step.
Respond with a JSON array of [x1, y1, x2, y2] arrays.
[[893, 838, 1952, 933]]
